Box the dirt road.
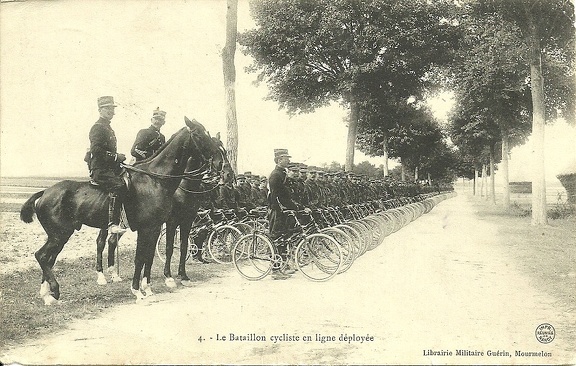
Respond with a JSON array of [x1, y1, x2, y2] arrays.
[[2, 192, 575, 365]]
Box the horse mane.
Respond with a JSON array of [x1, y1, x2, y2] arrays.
[[133, 126, 188, 166]]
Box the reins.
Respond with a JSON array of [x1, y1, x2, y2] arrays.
[[177, 181, 221, 194], [120, 128, 229, 195], [121, 162, 210, 181]]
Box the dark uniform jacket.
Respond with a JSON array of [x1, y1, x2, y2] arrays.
[[216, 183, 239, 209], [88, 117, 121, 172], [268, 166, 298, 211], [131, 125, 166, 161]]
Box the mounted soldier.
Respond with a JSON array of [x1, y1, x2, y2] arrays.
[[84, 96, 127, 234], [131, 107, 167, 162]]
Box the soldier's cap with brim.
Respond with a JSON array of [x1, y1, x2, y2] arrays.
[[153, 107, 167, 119], [274, 148, 291, 158], [243, 171, 253, 178], [287, 163, 300, 171], [97, 96, 117, 108], [237, 174, 245, 179], [259, 176, 268, 182]]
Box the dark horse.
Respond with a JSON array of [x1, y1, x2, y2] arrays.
[[163, 132, 235, 288], [20, 117, 225, 304]]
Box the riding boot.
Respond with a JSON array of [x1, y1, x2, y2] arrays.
[[108, 193, 126, 234]]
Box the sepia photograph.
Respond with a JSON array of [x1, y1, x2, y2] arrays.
[[1, 0, 575, 365]]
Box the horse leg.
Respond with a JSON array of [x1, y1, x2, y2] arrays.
[[96, 229, 108, 285], [35, 231, 72, 305], [141, 225, 161, 297], [107, 232, 123, 282], [177, 221, 193, 286], [131, 233, 147, 302], [194, 228, 211, 264], [163, 221, 178, 288]]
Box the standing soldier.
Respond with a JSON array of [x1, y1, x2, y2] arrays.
[[268, 149, 300, 237], [304, 169, 319, 208], [257, 176, 269, 207], [131, 107, 167, 162], [242, 172, 257, 210], [86, 96, 127, 234], [249, 175, 264, 207], [216, 175, 239, 209]]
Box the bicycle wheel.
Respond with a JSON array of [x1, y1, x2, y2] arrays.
[[156, 226, 190, 263], [320, 227, 355, 274], [234, 222, 253, 235], [207, 225, 242, 264], [232, 232, 275, 280], [295, 233, 342, 282], [334, 224, 362, 262]]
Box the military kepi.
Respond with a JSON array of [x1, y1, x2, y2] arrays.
[[274, 148, 291, 158], [153, 107, 166, 119], [97, 96, 117, 108]]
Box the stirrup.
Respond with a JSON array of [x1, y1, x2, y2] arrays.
[[108, 224, 126, 234]]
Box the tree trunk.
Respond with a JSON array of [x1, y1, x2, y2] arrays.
[[527, 13, 548, 225], [473, 168, 478, 196], [382, 136, 389, 177], [345, 95, 359, 172], [222, 0, 239, 173], [414, 166, 419, 182], [502, 131, 510, 209], [427, 172, 432, 186], [400, 159, 406, 181], [489, 146, 496, 204], [480, 164, 486, 198]]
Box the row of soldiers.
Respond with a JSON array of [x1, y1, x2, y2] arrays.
[[212, 163, 440, 212]]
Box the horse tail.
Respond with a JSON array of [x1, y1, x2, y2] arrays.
[[20, 190, 44, 223]]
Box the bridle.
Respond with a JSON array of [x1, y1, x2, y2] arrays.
[[174, 141, 229, 194], [120, 129, 227, 190]]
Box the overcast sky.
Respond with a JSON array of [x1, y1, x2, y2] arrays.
[[1, 0, 574, 182]]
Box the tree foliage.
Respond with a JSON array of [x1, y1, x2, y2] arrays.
[[239, 0, 460, 169]]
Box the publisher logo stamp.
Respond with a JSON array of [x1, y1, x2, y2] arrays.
[[535, 323, 555, 344]]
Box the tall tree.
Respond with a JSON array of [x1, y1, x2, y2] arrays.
[[475, 0, 575, 224], [223, 0, 239, 173], [448, 9, 532, 207], [239, 0, 458, 171]]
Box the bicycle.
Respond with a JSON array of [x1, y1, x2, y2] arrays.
[[232, 209, 343, 282], [156, 208, 212, 263]]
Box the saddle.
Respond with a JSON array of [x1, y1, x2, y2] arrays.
[[89, 169, 131, 192]]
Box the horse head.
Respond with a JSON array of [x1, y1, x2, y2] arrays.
[[212, 132, 235, 184], [183, 117, 233, 185]]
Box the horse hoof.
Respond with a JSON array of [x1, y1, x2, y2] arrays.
[[180, 280, 194, 287], [165, 277, 177, 288], [141, 281, 154, 298], [43, 294, 60, 306], [111, 275, 123, 283], [131, 288, 145, 301], [39, 281, 50, 297], [97, 272, 108, 285]]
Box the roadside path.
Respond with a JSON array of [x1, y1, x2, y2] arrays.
[[2, 192, 574, 365]]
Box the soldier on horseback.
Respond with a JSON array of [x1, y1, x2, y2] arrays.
[[85, 96, 127, 234], [131, 107, 167, 162]]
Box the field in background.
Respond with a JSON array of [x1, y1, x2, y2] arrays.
[[0, 176, 87, 212], [457, 179, 570, 209]]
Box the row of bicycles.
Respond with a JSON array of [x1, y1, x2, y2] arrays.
[[156, 191, 457, 282]]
